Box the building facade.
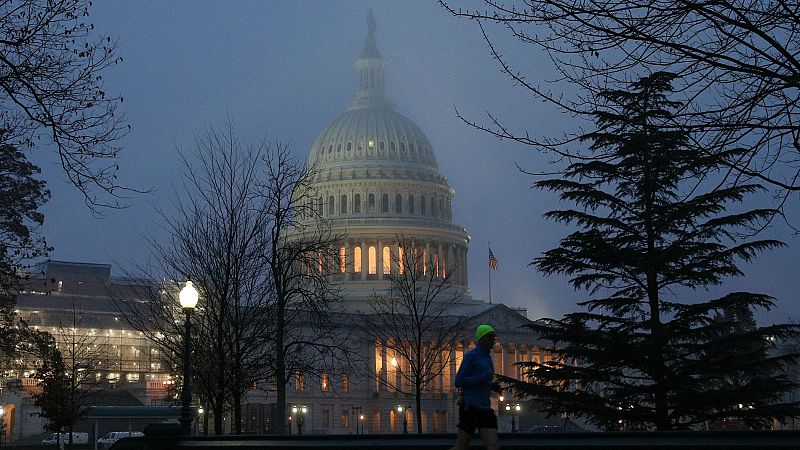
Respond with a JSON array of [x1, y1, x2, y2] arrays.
[[2, 14, 548, 440]]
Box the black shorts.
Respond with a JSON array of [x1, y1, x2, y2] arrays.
[[457, 404, 498, 433]]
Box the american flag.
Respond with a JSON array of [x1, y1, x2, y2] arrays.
[[488, 248, 498, 270]]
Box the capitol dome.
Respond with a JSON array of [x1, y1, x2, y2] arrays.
[[304, 13, 472, 306]]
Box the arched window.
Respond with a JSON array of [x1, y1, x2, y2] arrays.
[[317, 197, 323, 216], [383, 246, 391, 275], [339, 247, 346, 273], [420, 196, 426, 216], [439, 197, 444, 218], [395, 194, 402, 213], [409, 195, 415, 214], [431, 197, 437, 216], [381, 193, 389, 213], [340, 194, 348, 214], [328, 196, 335, 216], [368, 246, 377, 275], [347, 142, 352, 151], [368, 194, 376, 212], [354, 194, 361, 213], [354, 247, 362, 273]]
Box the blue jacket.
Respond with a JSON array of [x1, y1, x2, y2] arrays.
[[454, 346, 494, 410]]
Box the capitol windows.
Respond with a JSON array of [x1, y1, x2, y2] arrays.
[[408, 195, 415, 214], [347, 142, 352, 151], [354, 194, 361, 213], [400, 142, 406, 153], [395, 194, 402, 213], [354, 247, 362, 273], [381, 193, 389, 213], [390, 141, 395, 152], [421, 195, 426, 215], [338, 143, 342, 152], [383, 246, 391, 274], [339, 247, 346, 273], [317, 196, 323, 216], [328, 196, 335, 216], [431, 197, 437, 216], [368, 246, 377, 274], [340, 194, 348, 214], [368, 193, 376, 212], [379, 141, 385, 150], [434, 253, 440, 277], [439, 197, 445, 218], [368, 139, 375, 149]]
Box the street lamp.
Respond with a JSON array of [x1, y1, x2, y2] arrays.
[[292, 405, 308, 435], [352, 406, 363, 434], [505, 403, 521, 432], [396, 404, 408, 434], [179, 280, 199, 435]]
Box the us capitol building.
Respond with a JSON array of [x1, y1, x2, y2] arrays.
[[2, 15, 548, 440]]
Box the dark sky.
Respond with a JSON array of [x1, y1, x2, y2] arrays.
[[33, 1, 799, 325]]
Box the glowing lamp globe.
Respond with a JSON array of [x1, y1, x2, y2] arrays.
[[179, 281, 199, 310]]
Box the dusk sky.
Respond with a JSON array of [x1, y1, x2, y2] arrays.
[[31, 1, 799, 325]]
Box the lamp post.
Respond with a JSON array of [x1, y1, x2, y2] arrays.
[[352, 406, 363, 434], [179, 281, 199, 436], [505, 403, 521, 432], [396, 404, 408, 434], [292, 405, 308, 435]]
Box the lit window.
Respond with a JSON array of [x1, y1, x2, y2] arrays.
[[368, 246, 377, 275], [423, 248, 428, 275], [295, 371, 305, 391], [342, 373, 350, 393], [383, 246, 391, 275], [398, 247, 405, 274], [318, 251, 324, 274], [342, 410, 350, 428], [339, 247, 346, 273], [321, 373, 329, 392], [434, 253, 439, 277], [354, 247, 362, 273], [368, 140, 374, 148]]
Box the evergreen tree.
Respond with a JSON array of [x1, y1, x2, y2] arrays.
[[507, 72, 800, 430]]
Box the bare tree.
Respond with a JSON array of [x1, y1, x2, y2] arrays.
[[119, 120, 274, 435], [34, 298, 110, 448], [358, 236, 468, 433], [440, 0, 800, 220], [261, 144, 346, 435], [0, 0, 131, 208]]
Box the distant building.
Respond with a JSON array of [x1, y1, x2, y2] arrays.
[[1, 15, 548, 440]]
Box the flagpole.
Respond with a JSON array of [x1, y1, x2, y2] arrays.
[[488, 241, 492, 304]]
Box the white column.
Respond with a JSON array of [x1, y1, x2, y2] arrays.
[[377, 239, 384, 280], [361, 240, 367, 280]]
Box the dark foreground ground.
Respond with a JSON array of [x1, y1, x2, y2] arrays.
[[7, 430, 800, 450]]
